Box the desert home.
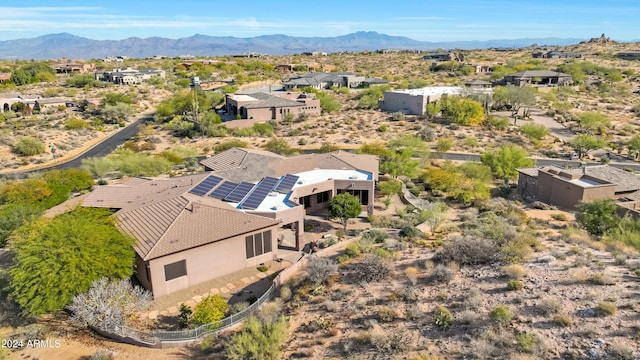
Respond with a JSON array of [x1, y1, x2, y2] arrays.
[[516, 165, 640, 209], [224, 91, 321, 121], [379, 86, 493, 116], [282, 72, 386, 90], [82, 148, 378, 298], [503, 70, 572, 86], [0, 92, 68, 113], [95, 68, 166, 85]]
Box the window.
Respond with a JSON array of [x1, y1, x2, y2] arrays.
[[337, 189, 369, 205], [245, 230, 273, 259], [164, 260, 187, 281], [316, 190, 330, 204]]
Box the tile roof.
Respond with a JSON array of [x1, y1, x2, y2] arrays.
[[516, 167, 539, 177], [199, 148, 284, 174], [118, 197, 279, 260]]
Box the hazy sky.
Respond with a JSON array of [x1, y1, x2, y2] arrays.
[[1, 1, 639, 41]]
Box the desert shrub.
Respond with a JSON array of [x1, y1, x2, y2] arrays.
[[370, 328, 410, 355], [552, 314, 573, 327], [404, 266, 419, 285], [89, 349, 115, 360], [517, 332, 546, 355], [225, 316, 288, 360], [462, 288, 483, 310], [279, 286, 291, 301], [507, 279, 524, 291], [489, 305, 514, 326], [65, 117, 90, 130], [68, 277, 152, 330], [337, 254, 350, 264], [306, 256, 338, 286], [589, 272, 617, 285], [436, 137, 455, 152], [538, 297, 562, 315], [551, 212, 568, 221], [595, 302, 616, 316], [430, 264, 455, 284], [503, 264, 525, 279], [193, 294, 228, 325], [13, 136, 45, 156], [178, 303, 193, 328], [519, 123, 550, 140], [354, 254, 391, 283], [433, 305, 453, 330], [230, 302, 249, 315], [345, 242, 361, 257], [361, 229, 388, 243], [377, 307, 398, 322], [438, 236, 499, 265], [399, 224, 421, 239], [258, 301, 283, 323]]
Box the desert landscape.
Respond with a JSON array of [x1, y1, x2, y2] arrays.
[[1, 34, 640, 360]]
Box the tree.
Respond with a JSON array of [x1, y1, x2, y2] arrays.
[[102, 93, 133, 106], [576, 199, 619, 236], [379, 180, 402, 200], [13, 136, 45, 156], [494, 85, 536, 124], [68, 277, 152, 330], [263, 138, 295, 155], [10, 69, 30, 86], [101, 102, 136, 124], [9, 207, 135, 315], [318, 142, 340, 153], [192, 294, 228, 325], [82, 157, 117, 179], [439, 96, 486, 126], [422, 202, 449, 236], [327, 193, 362, 231], [576, 111, 610, 135], [357, 141, 388, 156], [627, 135, 640, 159], [481, 145, 535, 184], [317, 92, 340, 113], [225, 316, 289, 360], [0, 178, 51, 204], [568, 134, 606, 159]]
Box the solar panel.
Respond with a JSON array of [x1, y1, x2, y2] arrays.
[[188, 175, 223, 196], [209, 181, 239, 199], [274, 174, 300, 193], [240, 176, 279, 209], [224, 182, 255, 202]]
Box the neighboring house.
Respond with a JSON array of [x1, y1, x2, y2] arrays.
[[225, 92, 321, 121], [516, 165, 640, 209], [96, 68, 166, 85], [83, 148, 378, 298], [282, 72, 386, 90], [422, 52, 463, 62], [380, 86, 493, 116], [473, 64, 493, 74], [617, 52, 640, 60], [503, 70, 572, 86], [0, 93, 67, 113], [302, 52, 328, 56], [52, 59, 96, 74], [103, 56, 127, 63], [0, 73, 10, 83], [465, 79, 493, 88], [532, 51, 583, 59]]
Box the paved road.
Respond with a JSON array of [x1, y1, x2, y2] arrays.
[[0, 115, 152, 179]]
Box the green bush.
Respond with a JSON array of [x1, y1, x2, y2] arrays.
[[345, 242, 361, 257], [433, 305, 453, 329], [489, 305, 514, 325], [519, 123, 550, 140], [361, 229, 388, 243], [13, 136, 45, 156], [65, 117, 90, 130], [193, 294, 228, 325], [436, 137, 454, 152], [507, 279, 524, 291], [225, 316, 288, 360], [214, 139, 248, 153]]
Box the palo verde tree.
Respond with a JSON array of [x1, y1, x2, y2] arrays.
[[327, 193, 362, 231], [8, 207, 135, 316], [439, 96, 486, 126], [568, 134, 607, 159], [576, 199, 620, 236], [481, 144, 535, 184], [493, 85, 536, 125]]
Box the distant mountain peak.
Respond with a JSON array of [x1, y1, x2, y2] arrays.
[[0, 32, 588, 59]]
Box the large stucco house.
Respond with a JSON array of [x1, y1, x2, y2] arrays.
[[82, 148, 378, 298], [96, 68, 166, 85], [503, 70, 572, 86], [224, 92, 321, 121], [516, 165, 640, 209], [379, 86, 493, 116]]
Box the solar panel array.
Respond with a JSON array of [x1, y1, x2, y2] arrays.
[[239, 176, 279, 209], [188, 175, 223, 196], [209, 181, 239, 199], [274, 174, 299, 193], [224, 182, 255, 202]]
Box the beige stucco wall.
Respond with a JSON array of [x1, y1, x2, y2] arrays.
[[146, 224, 279, 298], [537, 171, 616, 208]]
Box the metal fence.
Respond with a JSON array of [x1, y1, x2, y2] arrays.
[[107, 275, 280, 346]]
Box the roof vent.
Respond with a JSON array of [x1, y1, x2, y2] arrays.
[[268, 192, 278, 197]]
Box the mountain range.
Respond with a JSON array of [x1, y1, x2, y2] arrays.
[[0, 32, 587, 60]]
